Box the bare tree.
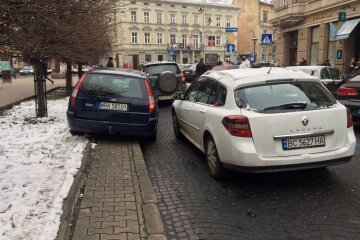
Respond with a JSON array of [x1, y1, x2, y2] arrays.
[[0, 0, 113, 117]]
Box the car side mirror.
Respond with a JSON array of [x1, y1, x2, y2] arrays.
[[173, 92, 183, 100]]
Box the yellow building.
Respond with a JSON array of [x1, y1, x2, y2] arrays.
[[111, 0, 239, 69], [271, 0, 360, 73], [234, 0, 275, 63]]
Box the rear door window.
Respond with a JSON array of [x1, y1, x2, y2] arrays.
[[197, 79, 219, 104], [144, 64, 180, 75], [234, 81, 336, 113], [80, 74, 146, 98]]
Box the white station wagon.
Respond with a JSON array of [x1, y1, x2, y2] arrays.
[[172, 67, 356, 178]]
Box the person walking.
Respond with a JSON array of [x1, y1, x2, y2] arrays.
[[106, 57, 114, 67], [299, 57, 308, 66], [321, 59, 331, 67], [239, 56, 251, 69], [196, 58, 207, 77], [349, 58, 357, 74]]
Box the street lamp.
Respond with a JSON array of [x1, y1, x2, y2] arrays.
[[252, 37, 258, 62]]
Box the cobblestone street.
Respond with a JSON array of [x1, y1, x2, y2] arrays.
[[141, 104, 360, 240]]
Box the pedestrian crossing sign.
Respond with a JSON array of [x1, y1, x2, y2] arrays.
[[261, 34, 272, 45]]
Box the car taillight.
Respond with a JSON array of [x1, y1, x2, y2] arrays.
[[338, 86, 358, 97], [347, 107, 353, 128], [180, 72, 185, 81], [70, 74, 86, 108], [145, 79, 155, 113], [222, 115, 252, 137]]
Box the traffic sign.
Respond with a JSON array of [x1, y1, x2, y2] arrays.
[[225, 27, 238, 33], [226, 44, 235, 54], [170, 44, 174, 56], [227, 33, 237, 44], [261, 34, 272, 45]]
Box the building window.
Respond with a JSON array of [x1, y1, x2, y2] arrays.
[[193, 34, 199, 49], [194, 15, 199, 25], [170, 13, 176, 24], [144, 12, 149, 23], [182, 34, 188, 48], [310, 27, 319, 65], [144, 33, 150, 44], [145, 54, 151, 62], [216, 16, 221, 27], [170, 34, 176, 44], [215, 36, 221, 46], [157, 33, 163, 44], [156, 3, 161, 6], [182, 15, 188, 25], [132, 32, 138, 44], [131, 11, 137, 22], [157, 12, 162, 24], [226, 17, 231, 27], [263, 11, 268, 22], [280, 0, 286, 7]]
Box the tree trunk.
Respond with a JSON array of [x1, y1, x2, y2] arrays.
[[34, 61, 47, 117], [66, 62, 72, 96]]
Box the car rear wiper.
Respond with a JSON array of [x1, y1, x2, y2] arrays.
[[263, 102, 307, 111], [84, 89, 116, 96]]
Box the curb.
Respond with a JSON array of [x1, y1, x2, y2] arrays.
[[130, 141, 167, 240], [56, 141, 93, 240]]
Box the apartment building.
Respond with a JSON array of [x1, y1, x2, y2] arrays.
[[234, 0, 274, 63], [271, 0, 360, 72], [110, 0, 239, 69]]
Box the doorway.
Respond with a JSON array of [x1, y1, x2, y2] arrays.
[[132, 55, 139, 70], [288, 31, 298, 66]]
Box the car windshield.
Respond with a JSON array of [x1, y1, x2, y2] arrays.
[[23, 66, 32, 70], [234, 81, 336, 113], [145, 64, 180, 75], [80, 74, 146, 98]]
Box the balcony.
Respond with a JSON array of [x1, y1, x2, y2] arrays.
[[271, 2, 305, 28]]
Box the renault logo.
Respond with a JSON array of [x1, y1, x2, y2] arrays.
[[301, 116, 309, 126]]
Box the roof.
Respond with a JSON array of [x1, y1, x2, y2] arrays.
[[259, 0, 272, 5], [140, 61, 178, 66], [87, 68, 145, 78], [286, 66, 330, 70], [206, 67, 319, 88]]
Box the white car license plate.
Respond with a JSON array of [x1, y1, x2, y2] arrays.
[[99, 102, 128, 111], [282, 135, 325, 150], [158, 95, 173, 100]]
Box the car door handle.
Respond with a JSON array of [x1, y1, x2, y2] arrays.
[[185, 107, 190, 112], [200, 109, 205, 114]]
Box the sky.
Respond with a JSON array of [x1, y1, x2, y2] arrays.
[[0, 98, 88, 240]]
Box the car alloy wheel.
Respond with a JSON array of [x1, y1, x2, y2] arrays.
[[172, 112, 182, 139], [205, 136, 224, 179]]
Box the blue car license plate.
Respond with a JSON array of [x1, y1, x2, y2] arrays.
[[282, 135, 325, 150]]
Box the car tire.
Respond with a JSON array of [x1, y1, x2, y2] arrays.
[[157, 72, 178, 93], [172, 111, 183, 139], [70, 130, 82, 136], [205, 135, 224, 179]]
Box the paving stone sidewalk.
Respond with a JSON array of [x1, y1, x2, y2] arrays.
[[72, 139, 166, 240]]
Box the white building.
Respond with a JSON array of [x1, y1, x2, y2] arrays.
[[110, 0, 239, 69]]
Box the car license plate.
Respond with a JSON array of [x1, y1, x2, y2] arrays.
[[282, 135, 325, 150], [158, 95, 173, 100], [99, 102, 128, 111]]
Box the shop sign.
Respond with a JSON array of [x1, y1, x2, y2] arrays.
[[338, 11, 346, 23], [337, 50, 342, 59]]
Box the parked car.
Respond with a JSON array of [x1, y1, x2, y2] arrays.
[[172, 67, 355, 178], [67, 69, 158, 141], [19, 66, 34, 75], [139, 61, 186, 101], [286, 66, 343, 97], [182, 63, 214, 83], [337, 74, 360, 122], [0, 67, 16, 79]]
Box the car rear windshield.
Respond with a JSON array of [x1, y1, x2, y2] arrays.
[[145, 64, 180, 75], [80, 73, 147, 98], [234, 81, 336, 113]]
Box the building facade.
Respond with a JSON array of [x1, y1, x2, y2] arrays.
[[234, 0, 275, 63], [110, 0, 239, 69], [271, 0, 360, 73]]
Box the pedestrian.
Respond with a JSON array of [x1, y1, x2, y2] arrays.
[[349, 58, 357, 74], [351, 61, 360, 76], [273, 60, 281, 67], [239, 56, 251, 69], [299, 57, 308, 66], [196, 58, 207, 76], [321, 59, 331, 67], [106, 57, 114, 67]]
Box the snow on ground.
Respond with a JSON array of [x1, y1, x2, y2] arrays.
[[0, 98, 89, 240]]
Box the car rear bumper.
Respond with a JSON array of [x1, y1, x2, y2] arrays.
[[218, 128, 356, 172], [67, 111, 157, 136]]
